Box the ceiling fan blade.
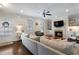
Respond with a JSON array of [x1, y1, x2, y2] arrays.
[[46, 13, 52, 16], [47, 11, 50, 13], [43, 12, 46, 17]]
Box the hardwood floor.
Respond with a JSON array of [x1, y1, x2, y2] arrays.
[[0, 40, 33, 55]]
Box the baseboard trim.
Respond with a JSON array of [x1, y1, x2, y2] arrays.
[[0, 42, 14, 47]]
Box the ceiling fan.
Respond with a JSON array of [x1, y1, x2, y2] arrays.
[[43, 10, 52, 17]]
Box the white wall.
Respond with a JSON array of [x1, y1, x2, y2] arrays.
[[0, 10, 29, 43]]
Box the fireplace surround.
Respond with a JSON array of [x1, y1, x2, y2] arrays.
[[55, 30, 63, 39]]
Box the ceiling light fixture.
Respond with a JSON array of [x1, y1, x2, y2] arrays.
[[65, 9, 69, 12], [20, 10, 24, 13], [43, 10, 52, 17]]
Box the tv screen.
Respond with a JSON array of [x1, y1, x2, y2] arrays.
[[54, 20, 64, 27]]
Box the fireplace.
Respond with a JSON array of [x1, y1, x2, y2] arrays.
[[55, 30, 63, 39]]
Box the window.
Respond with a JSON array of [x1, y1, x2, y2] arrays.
[[27, 19, 33, 33]]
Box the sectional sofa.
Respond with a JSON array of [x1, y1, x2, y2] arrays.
[[21, 33, 79, 55]]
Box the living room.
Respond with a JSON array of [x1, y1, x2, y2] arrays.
[[19, 3, 79, 55], [0, 3, 79, 55]]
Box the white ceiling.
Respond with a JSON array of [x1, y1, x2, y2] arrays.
[[1, 3, 79, 19]]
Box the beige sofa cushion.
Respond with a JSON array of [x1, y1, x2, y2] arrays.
[[40, 36, 74, 51]]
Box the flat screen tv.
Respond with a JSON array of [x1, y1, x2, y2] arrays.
[[54, 20, 64, 27]]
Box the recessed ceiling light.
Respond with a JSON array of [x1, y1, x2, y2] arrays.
[[20, 10, 24, 13], [65, 9, 69, 12]]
